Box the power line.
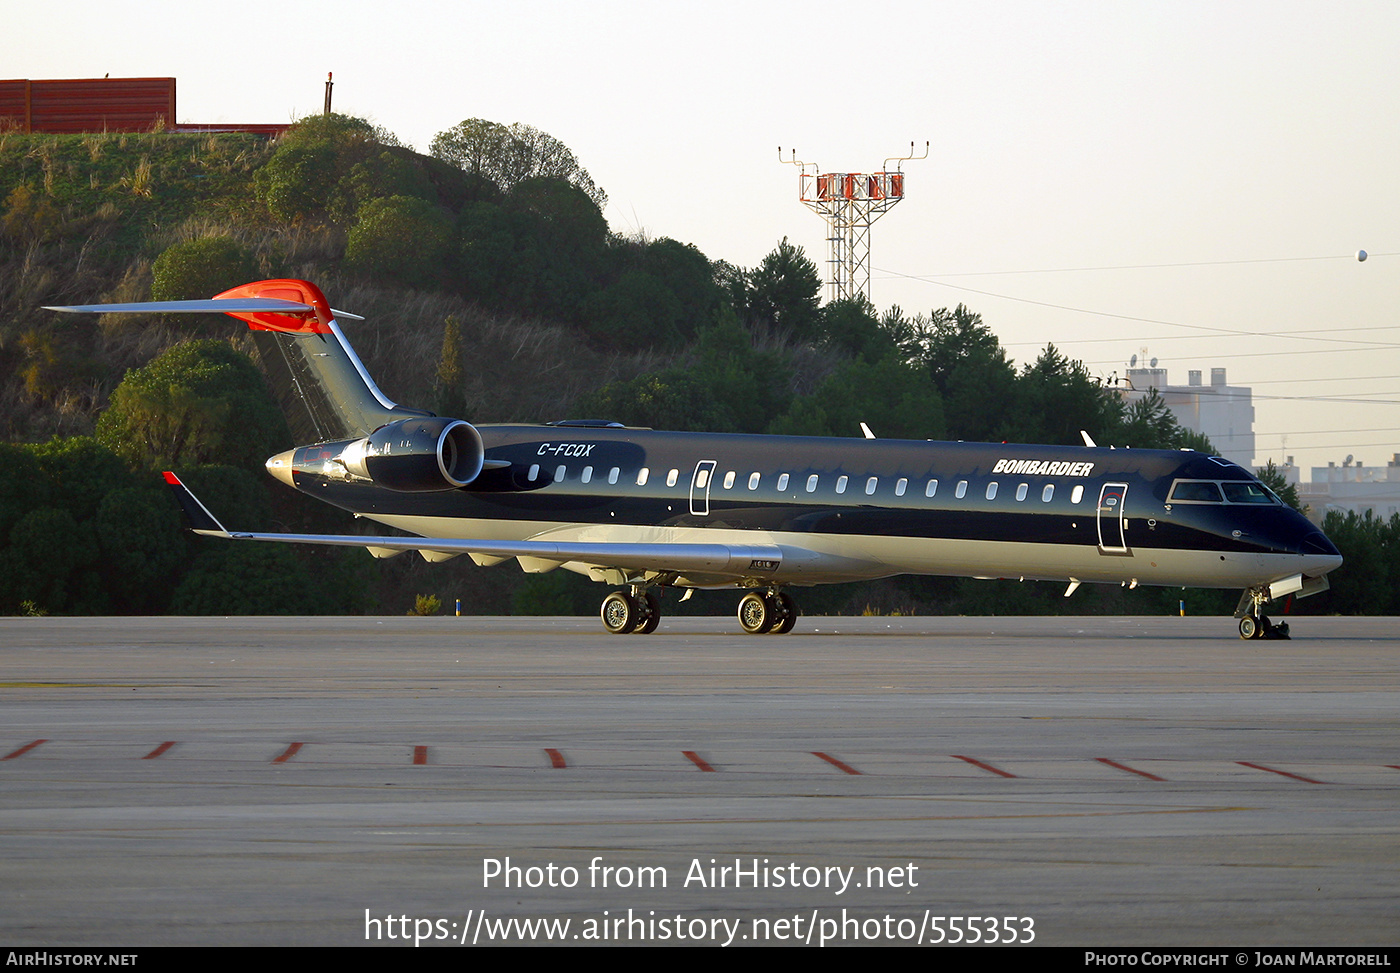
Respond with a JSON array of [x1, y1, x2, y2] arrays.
[[875, 267, 1400, 349], [877, 251, 1397, 278]]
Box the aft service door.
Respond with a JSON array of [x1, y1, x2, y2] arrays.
[[690, 460, 717, 517], [1097, 482, 1129, 554]]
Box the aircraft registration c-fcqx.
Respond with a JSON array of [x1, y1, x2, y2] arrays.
[[49, 279, 1342, 639]]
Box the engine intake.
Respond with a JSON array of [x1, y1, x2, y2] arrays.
[[340, 417, 484, 492]]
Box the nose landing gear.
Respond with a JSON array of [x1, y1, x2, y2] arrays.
[[1235, 586, 1291, 640]]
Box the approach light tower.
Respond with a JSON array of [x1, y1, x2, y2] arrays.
[[779, 142, 927, 303]]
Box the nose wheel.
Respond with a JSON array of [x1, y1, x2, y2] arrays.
[[1238, 613, 1290, 640], [1235, 584, 1291, 640], [737, 590, 798, 634]]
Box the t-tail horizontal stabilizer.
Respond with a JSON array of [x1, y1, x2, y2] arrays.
[[46, 279, 425, 443]]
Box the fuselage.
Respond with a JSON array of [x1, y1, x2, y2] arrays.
[[279, 425, 1340, 591]]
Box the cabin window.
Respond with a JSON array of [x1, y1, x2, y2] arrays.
[[1016, 483, 1028, 501], [748, 472, 760, 490], [608, 467, 620, 485], [554, 465, 567, 483], [581, 466, 593, 484], [986, 481, 998, 500], [925, 479, 938, 498], [1041, 484, 1054, 502], [777, 473, 790, 491], [723, 471, 735, 489], [895, 477, 908, 497], [528, 463, 540, 482], [666, 469, 679, 487], [806, 474, 819, 493], [865, 476, 878, 496], [955, 480, 968, 499], [637, 468, 649, 486], [836, 475, 848, 494], [695, 468, 710, 489], [1071, 484, 1084, 504]]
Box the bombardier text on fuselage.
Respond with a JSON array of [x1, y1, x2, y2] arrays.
[[47, 279, 1341, 638]]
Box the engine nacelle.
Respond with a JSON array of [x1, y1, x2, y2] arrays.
[[340, 417, 484, 492]]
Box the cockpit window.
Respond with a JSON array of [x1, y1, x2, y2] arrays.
[[1169, 480, 1224, 503], [1221, 482, 1275, 504], [1169, 479, 1278, 504]]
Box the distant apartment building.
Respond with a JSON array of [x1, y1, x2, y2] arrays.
[[1289, 454, 1400, 523], [1121, 364, 1256, 468]]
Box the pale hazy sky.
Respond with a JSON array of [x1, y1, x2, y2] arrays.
[[12, 1, 1399, 472]]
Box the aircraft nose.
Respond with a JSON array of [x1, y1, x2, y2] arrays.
[[1301, 531, 1340, 558], [1298, 530, 1343, 577]]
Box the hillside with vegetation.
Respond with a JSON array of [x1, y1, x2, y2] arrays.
[[1, 113, 1375, 618]]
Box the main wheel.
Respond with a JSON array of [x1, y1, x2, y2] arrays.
[[634, 592, 662, 634], [1238, 615, 1259, 640], [770, 592, 798, 634], [601, 591, 638, 634], [737, 591, 774, 634]]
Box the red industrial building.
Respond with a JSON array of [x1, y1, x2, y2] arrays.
[[0, 77, 288, 136]]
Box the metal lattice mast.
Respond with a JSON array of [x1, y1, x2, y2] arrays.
[[779, 142, 927, 303]]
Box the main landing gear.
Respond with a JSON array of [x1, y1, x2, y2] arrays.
[[597, 587, 799, 635], [1235, 585, 1291, 640], [737, 590, 797, 635], [600, 587, 661, 634]]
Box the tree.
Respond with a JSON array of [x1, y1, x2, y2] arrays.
[[1256, 459, 1302, 512], [253, 143, 340, 223], [770, 357, 944, 441], [1119, 389, 1214, 452], [431, 119, 605, 208], [345, 195, 452, 287], [434, 316, 468, 418], [151, 237, 256, 302], [913, 305, 1017, 442], [254, 114, 413, 224], [745, 238, 822, 342], [96, 340, 289, 472], [1014, 344, 1123, 446], [819, 296, 898, 362]]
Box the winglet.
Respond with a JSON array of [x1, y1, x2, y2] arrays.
[[162, 472, 230, 535]]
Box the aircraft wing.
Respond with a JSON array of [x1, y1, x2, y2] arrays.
[[163, 472, 783, 578]]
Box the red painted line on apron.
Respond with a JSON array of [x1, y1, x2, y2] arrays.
[[413, 745, 428, 765], [272, 742, 304, 763], [544, 748, 566, 769], [1096, 757, 1165, 781], [3, 739, 47, 760], [143, 741, 177, 760], [812, 751, 861, 775], [683, 751, 715, 772], [952, 754, 1016, 778], [1237, 760, 1325, 784]]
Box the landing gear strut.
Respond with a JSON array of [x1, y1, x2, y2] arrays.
[[1235, 586, 1291, 640], [600, 587, 661, 635], [737, 589, 797, 634]]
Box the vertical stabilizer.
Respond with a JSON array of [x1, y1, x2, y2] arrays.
[[213, 280, 430, 443]]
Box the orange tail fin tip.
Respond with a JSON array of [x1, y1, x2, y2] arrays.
[[213, 279, 333, 334]]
